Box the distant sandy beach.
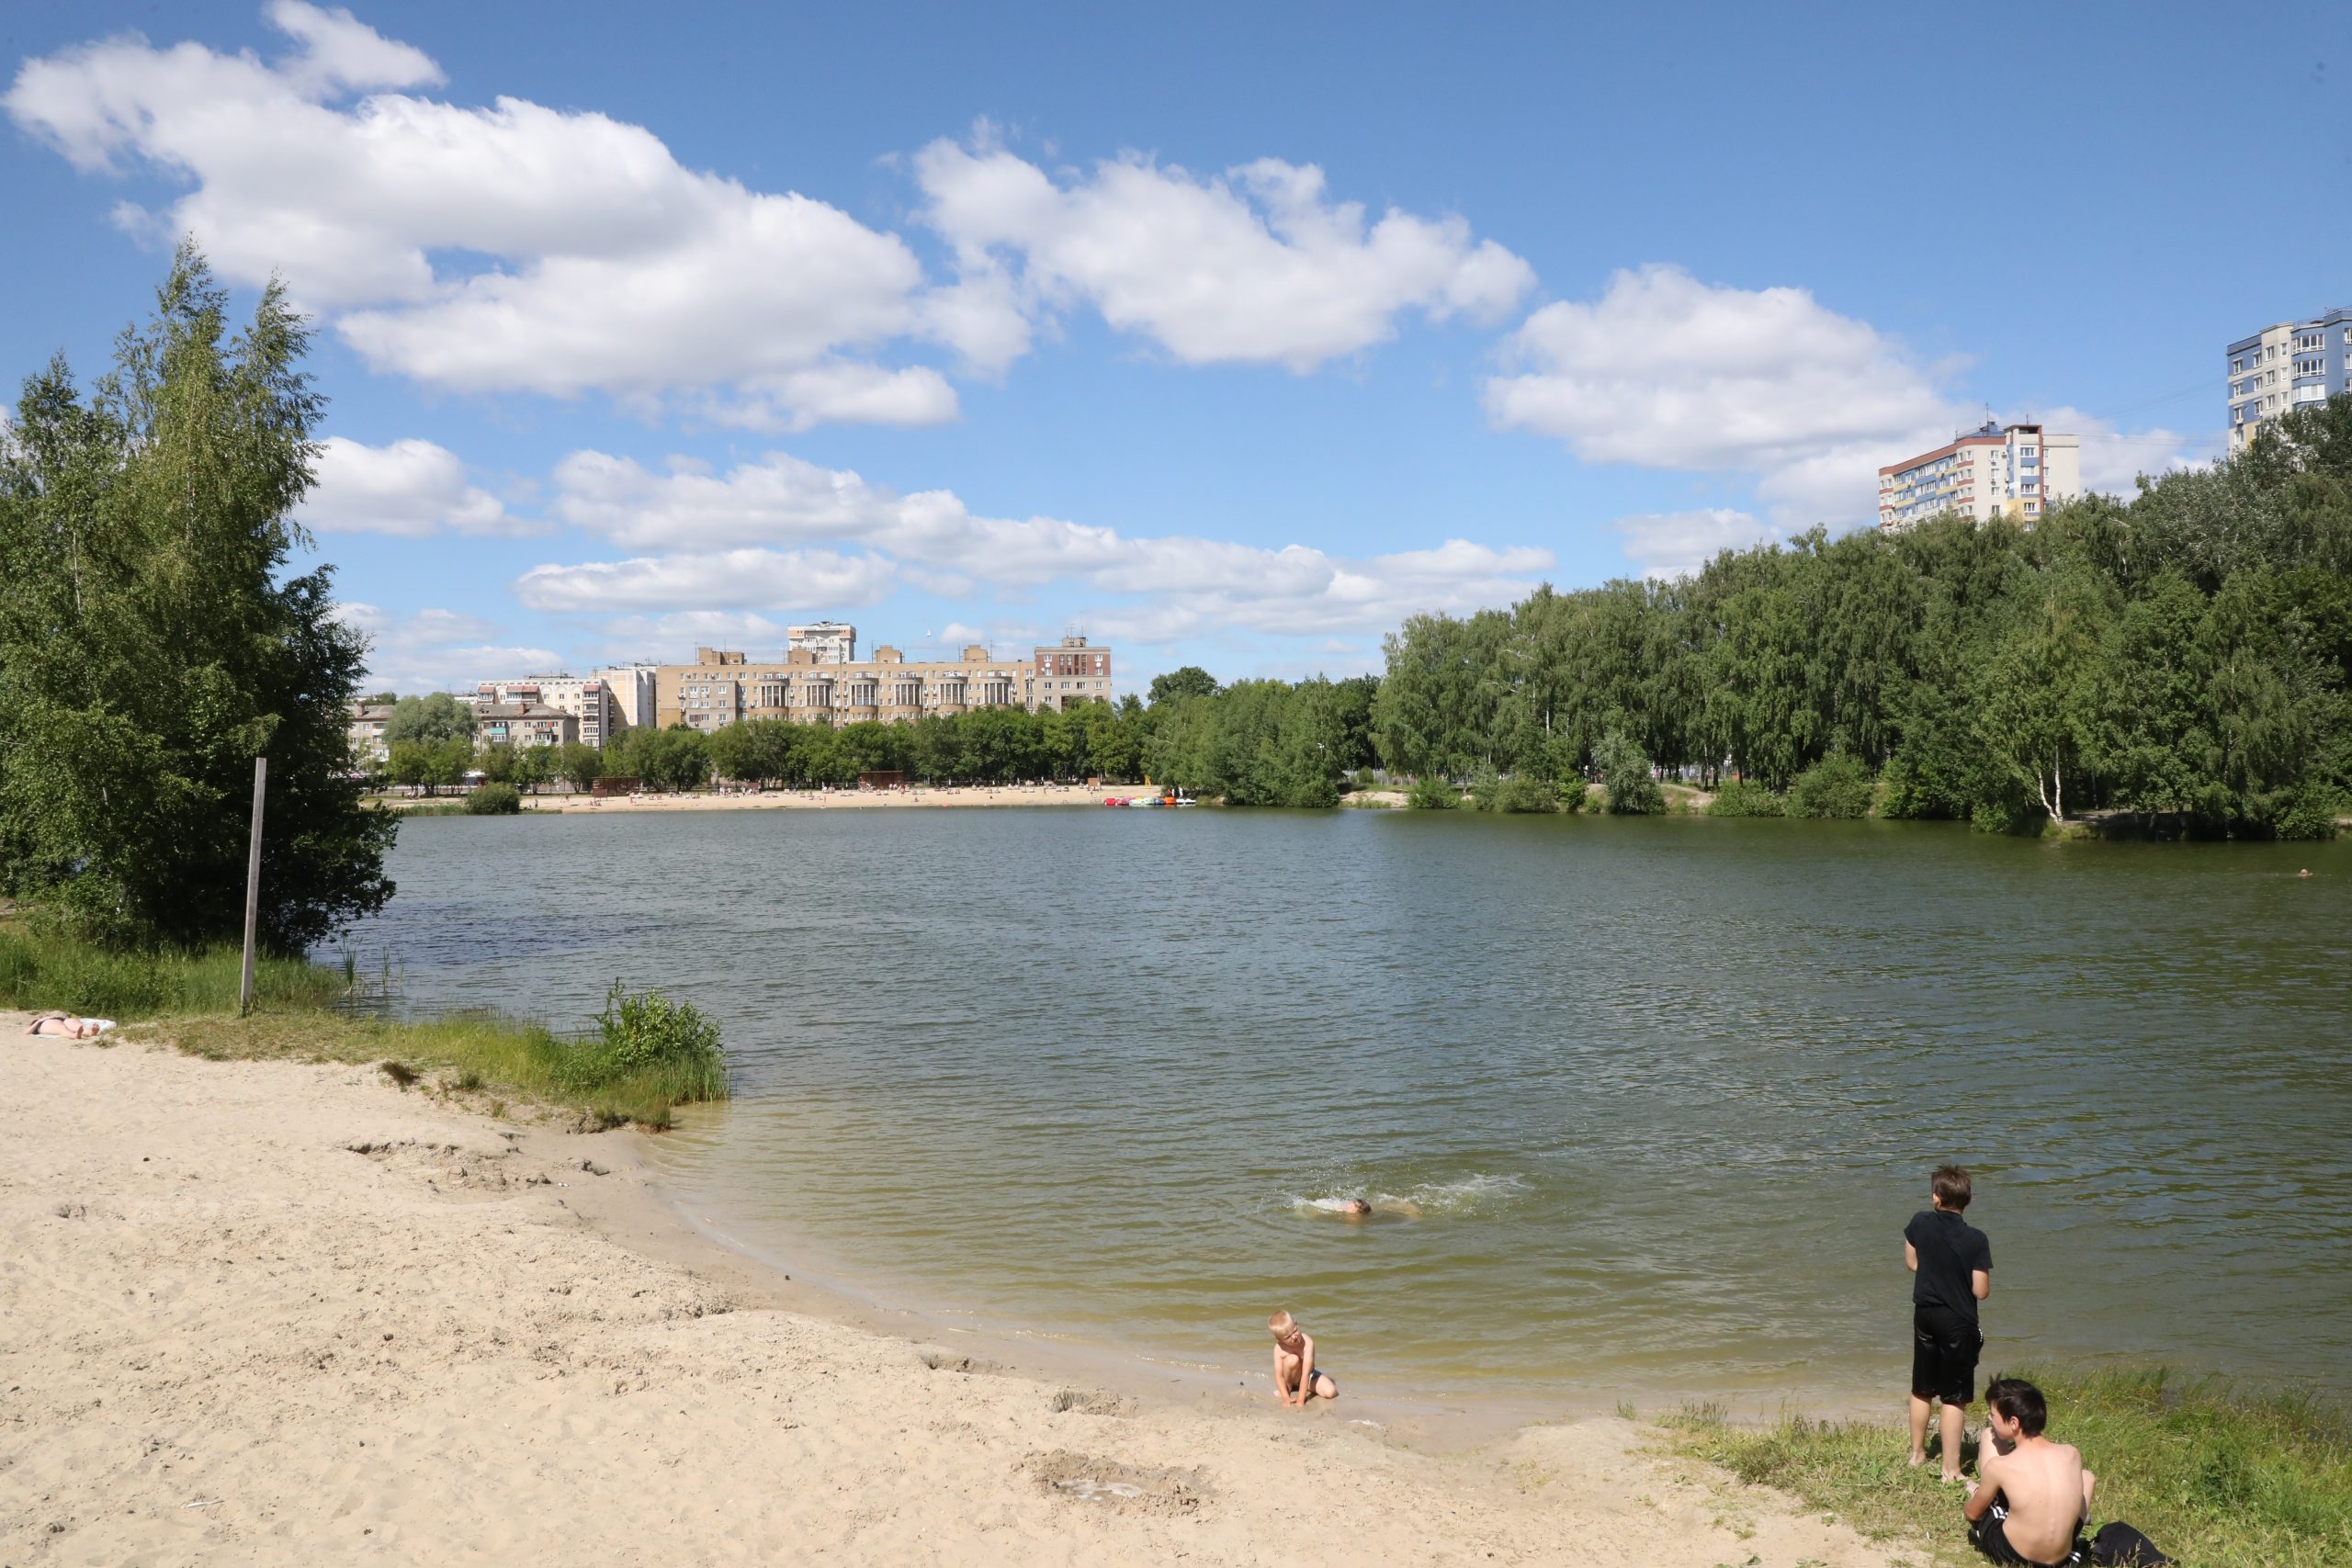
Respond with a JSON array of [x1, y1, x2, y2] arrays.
[[531, 783, 1118, 813], [2, 1017, 1905, 1566]]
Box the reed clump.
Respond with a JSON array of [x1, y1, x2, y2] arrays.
[[1662, 1365, 2352, 1568]]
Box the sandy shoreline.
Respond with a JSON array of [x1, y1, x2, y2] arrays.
[[527, 783, 1120, 813], [2, 1019, 1904, 1566]]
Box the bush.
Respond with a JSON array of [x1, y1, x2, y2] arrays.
[[1491, 773, 1562, 813], [1405, 773, 1462, 809], [1707, 779, 1786, 818], [573, 979, 729, 1102], [2269, 787, 2343, 841], [464, 783, 523, 815], [1593, 730, 1665, 815], [1786, 752, 1875, 819]]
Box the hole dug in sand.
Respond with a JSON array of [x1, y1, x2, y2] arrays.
[[1025, 1450, 1207, 1516], [1048, 1388, 1136, 1416], [918, 1348, 1009, 1375]]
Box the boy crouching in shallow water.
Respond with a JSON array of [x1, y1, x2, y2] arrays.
[[1268, 1311, 1338, 1406]]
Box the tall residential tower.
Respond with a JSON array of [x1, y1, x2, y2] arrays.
[[2228, 309, 2351, 453], [1877, 421, 2081, 532]]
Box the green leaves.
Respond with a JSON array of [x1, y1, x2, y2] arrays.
[[0, 246, 393, 950]]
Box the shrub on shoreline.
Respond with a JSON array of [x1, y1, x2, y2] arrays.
[[1787, 752, 1875, 819], [465, 783, 523, 816], [0, 926, 347, 1018], [1405, 774, 1462, 809], [1706, 779, 1786, 817], [1595, 731, 1666, 815]]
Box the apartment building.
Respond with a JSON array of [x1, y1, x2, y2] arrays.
[[1877, 421, 2082, 531], [653, 637, 1114, 729], [594, 665, 660, 732], [346, 702, 397, 764], [474, 701, 578, 749], [2228, 309, 2351, 453], [786, 621, 857, 663], [471, 674, 624, 749], [1034, 635, 1114, 711]]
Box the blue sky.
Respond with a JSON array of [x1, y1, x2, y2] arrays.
[[5, 1, 2345, 694]]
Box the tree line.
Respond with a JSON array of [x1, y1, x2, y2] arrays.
[[1371, 405, 2352, 837]]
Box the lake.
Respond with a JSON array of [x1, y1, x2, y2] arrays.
[[344, 806, 2352, 1408]]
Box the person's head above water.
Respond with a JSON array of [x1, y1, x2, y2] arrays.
[[1338, 1198, 1371, 1215]]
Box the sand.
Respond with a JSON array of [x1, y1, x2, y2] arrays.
[[1, 1018, 1909, 1567], [525, 783, 1122, 813]]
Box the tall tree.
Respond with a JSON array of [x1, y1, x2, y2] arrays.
[[0, 245, 395, 949]]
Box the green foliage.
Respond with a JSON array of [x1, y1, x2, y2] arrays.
[[1148, 665, 1221, 705], [1593, 729, 1665, 814], [386, 736, 473, 795], [1706, 778, 1787, 817], [1373, 409, 2352, 839], [1664, 1364, 2352, 1568], [1404, 773, 1461, 809], [0, 923, 347, 1019], [463, 782, 522, 815], [550, 740, 604, 794], [614, 725, 711, 792], [1787, 750, 1875, 818], [582, 979, 729, 1104], [382, 692, 476, 747], [0, 244, 395, 950], [1141, 678, 1344, 806]]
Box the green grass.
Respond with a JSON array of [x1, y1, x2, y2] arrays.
[[0, 925, 349, 1019], [6, 922, 729, 1130], [143, 1008, 726, 1130], [1662, 1366, 2352, 1568]]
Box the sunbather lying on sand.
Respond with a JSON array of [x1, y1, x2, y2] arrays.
[[22, 1012, 117, 1039]]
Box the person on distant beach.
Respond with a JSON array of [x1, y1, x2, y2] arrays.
[[1267, 1310, 1338, 1406], [1963, 1378, 2095, 1565], [1905, 1163, 1992, 1481], [21, 1011, 116, 1039]]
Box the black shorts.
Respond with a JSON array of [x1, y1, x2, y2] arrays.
[[1912, 1303, 1982, 1404], [1969, 1495, 2086, 1565]]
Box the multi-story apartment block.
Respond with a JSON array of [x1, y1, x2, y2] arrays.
[[653, 637, 1115, 730], [786, 621, 857, 663], [1034, 635, 1114, 711], [1877, 421, 2081, 532], [346, 702, 397, 764], [471, 674, 623, 749], [594, 665, 660, 733], [474, 701, 578, 749], [2228, 309, 2351, 453]]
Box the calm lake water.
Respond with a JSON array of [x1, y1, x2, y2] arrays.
[[345, 807, 2352, 1407]]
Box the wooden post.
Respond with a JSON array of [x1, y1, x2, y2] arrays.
[[239, 757, 266, 1017]]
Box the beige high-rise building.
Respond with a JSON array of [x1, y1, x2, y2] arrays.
[[652, 636, 1115, 730], [1877, 421, 2081, 532], [2228, 309, 2350, 453], [786, 621, 857, 663]]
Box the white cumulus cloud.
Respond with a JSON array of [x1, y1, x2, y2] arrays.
[[298, 436, 533, 536], [526, 448, 1551, 637], [4, 3, 965, 430], [1611, 508, 1777, 580], [914, 132, 1535, 373], [333, 600, 563, 694]]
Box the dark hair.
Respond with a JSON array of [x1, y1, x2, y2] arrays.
[[1931, 1164, 1973, 1211], [1987, 1377, 2047, 1437]]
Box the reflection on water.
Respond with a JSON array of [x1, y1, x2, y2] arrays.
[[345, 808, 2352, 1402]]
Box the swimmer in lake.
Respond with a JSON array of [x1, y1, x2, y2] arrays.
[[1324, 1196, 1419, 1221]]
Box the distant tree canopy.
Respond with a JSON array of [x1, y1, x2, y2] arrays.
[[1373, 401, 2352, 838], [382, 692, 476, 746], [1148, 665, 1222, 705], [0, 245, 396, 948]]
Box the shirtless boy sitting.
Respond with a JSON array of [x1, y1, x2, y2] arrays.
[[1964, 1377, 2096, 1566], [1267, 1310, 1338, 1406]]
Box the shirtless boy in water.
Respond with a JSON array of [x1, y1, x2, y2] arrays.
[[1964, 1378, 2096, 1566], [1267, 1310, 1338, 1405]]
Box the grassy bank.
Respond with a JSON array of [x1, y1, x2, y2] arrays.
[[1663, 1365, 2352, 1567], [4, 924, 728, 1130], [0, 925, 349, 1018]]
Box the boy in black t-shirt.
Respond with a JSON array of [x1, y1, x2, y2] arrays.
[[1905, 1163, 1993, 1482]]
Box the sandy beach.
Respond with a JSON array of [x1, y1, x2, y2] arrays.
[[1, 1018, 1906, 1567], [526, 783, 1121, 813]]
